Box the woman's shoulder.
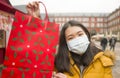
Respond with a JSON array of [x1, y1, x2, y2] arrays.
[[93, 50, 115, 67]]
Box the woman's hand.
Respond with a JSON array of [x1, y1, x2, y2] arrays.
[[52, 72, 67, 78], [26, 1, 41, 19]]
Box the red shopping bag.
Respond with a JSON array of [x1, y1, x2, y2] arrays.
[[2, 1, 59, 78]]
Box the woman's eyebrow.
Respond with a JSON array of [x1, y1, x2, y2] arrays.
[[66, 34, 73, 38], [76, 31, 83, 34], [66, 31, 83, 38]]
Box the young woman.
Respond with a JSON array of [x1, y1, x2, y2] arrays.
[[53, 20, 114, 78], [26, 2, 114, 78]]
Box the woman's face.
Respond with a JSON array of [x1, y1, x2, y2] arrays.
[[65, 26, 86, 42]]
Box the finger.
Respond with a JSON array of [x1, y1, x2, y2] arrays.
[[36, 1, 40, 7], [54, 73, 66, 78], [55, 75, 64, 78], [52, 72, 56, 78], [28, 2, 33, 8], [31, 2, 38, 11], [35, 1, 40, 9], [26, 3, 30, 9], [57, 73, 66, 77], [26, 3, 32, 14], [32, 2, 36, 9]]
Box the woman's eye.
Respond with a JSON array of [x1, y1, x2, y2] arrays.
[[68, 37, 73, 40], [78, 34, 83, 36]]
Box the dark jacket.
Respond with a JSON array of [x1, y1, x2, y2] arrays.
[[101, 38, 108, 46]]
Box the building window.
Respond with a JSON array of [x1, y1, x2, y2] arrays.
[[97, 23, 100, 27], [58, 17, 61, 21], [82, 17, 89, 22], [74, 17, 77, 21], [91, 18, 95, 22], [91, 23, 95, 28], [97, 18, 103, 22], [82, 23, 88, 27], [100, 23, 103, 27], [66, 18, 69, 21], [63, 18, 65, 21], [55, 18, 58, 22]]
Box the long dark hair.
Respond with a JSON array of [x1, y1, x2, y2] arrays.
[[54, 20, 93, 74]]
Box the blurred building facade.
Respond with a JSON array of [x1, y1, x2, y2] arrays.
[[49, 6, 120, 40], [107, 6, 120, 40], [49, 13, 108, 35]]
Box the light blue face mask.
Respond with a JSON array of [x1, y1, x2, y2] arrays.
[[67, 35, 90, 55]]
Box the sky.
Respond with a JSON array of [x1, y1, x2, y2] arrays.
[[9, 0, 120, 13]]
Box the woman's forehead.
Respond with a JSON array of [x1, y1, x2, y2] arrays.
[[65, 26, 84, 35]]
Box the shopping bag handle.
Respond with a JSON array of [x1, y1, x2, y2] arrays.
[[39, 1, 49, 21]]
